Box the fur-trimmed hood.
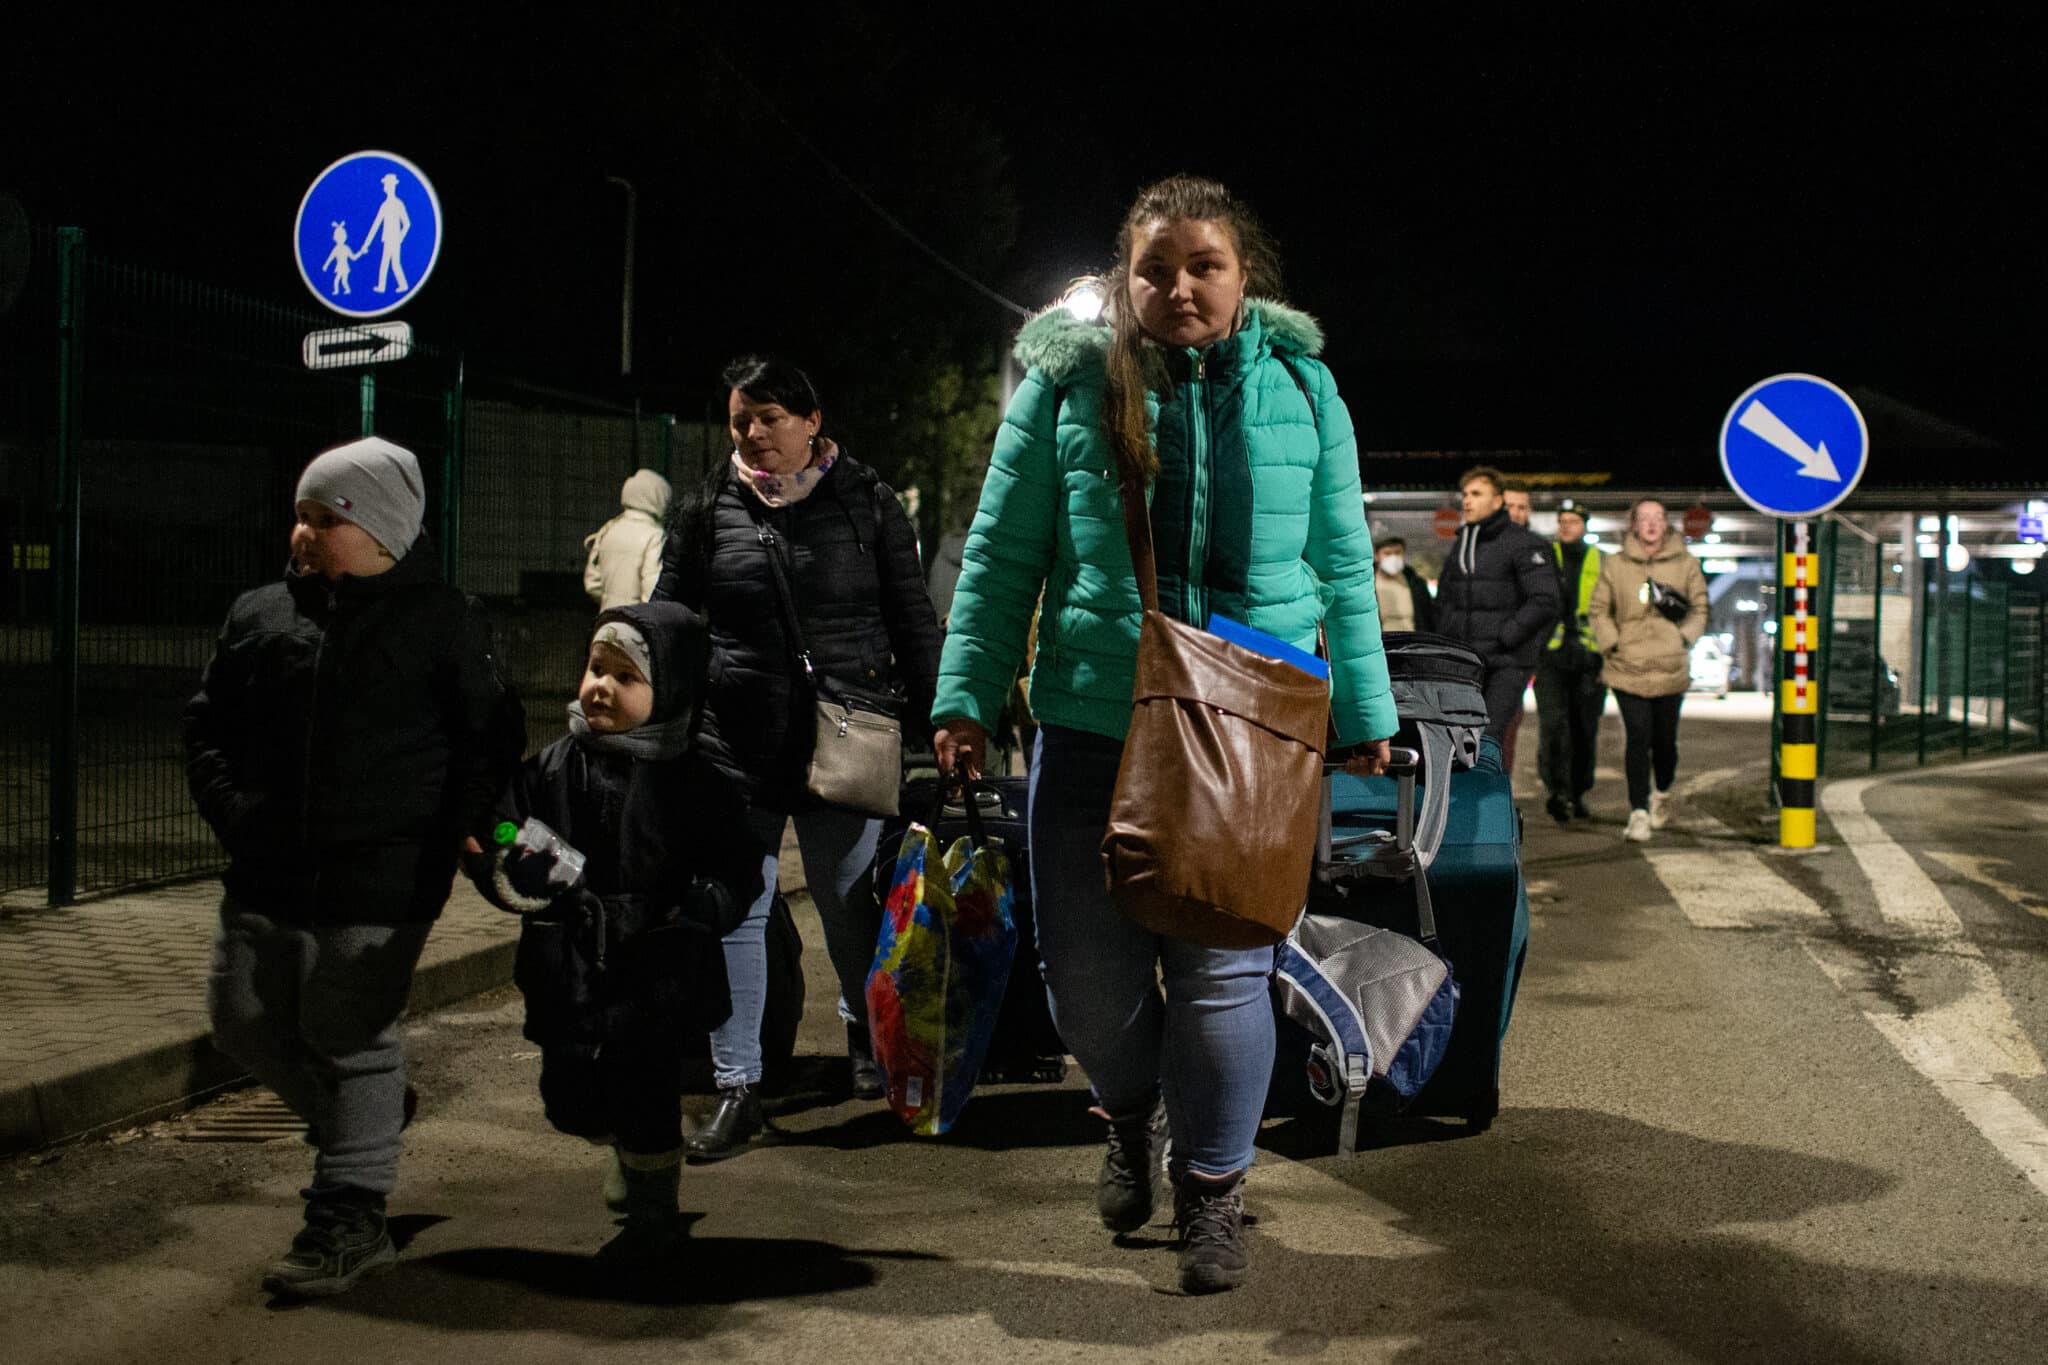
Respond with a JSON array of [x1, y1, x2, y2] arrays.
[[1012, 298, 1324, 385]]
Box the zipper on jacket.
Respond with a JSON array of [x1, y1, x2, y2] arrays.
[[300, 589, 330, 871], [1185, 349, 1210, 626]]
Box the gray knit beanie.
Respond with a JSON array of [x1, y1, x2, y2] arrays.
[[295, 436, 426, 559]]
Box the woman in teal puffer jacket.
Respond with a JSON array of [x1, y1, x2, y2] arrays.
[[933, 175, 1396, 1296]]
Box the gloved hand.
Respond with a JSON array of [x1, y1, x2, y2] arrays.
[[479, 847, 559, 915]]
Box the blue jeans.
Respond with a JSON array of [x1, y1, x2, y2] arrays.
[[709, 804, 882, 1089], [1028, 724, 1276, 1178]]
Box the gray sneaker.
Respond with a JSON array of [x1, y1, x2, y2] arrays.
[[262, 1205, 396, 1299], [1096, 1098, 1168, 1233], [1173, 1173, 1249, 1294]]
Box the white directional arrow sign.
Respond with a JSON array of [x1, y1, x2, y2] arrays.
[[1719, 373, 1867, 519], [302, 320, 413, 371], [1735, 398, 1841, 481]]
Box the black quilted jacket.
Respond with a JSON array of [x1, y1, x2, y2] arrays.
[[1432, 508, 1562, 672], [183, 540, 525, 923], [653, 454, 942, 811]]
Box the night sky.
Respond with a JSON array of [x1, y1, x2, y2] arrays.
[[7, 3, 2043, 466]]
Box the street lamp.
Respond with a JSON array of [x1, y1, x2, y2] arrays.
[[1059, 276, 1107, 322]]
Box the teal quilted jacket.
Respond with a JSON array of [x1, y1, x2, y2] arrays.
[[933, 299, 1397, 747]]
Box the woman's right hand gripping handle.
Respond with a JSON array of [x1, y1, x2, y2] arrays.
[[933, 718, 989, 781]]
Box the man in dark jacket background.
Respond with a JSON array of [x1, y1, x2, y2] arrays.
[[1433, 465, 1560, 749]]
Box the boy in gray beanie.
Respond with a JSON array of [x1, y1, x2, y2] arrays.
[[186, 434, 523, 1300], [293, 435, 428, 571]]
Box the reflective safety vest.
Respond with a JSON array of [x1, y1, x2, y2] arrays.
[[1547, 542, 1602, 652]]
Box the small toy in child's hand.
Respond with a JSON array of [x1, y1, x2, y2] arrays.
[[485, 818, 588, 914]]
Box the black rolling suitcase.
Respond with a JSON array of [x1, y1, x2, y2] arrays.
[[1292, 632, 1529, 1134], [867, 775, 1068, 1084]]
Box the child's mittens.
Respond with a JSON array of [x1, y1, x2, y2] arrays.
[[482, 848, 558, 915]]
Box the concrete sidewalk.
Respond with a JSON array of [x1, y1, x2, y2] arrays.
[[0, 879, 520, 1154]]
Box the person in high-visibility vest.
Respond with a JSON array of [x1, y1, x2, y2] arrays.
[[1535, 500, 1606, 822]]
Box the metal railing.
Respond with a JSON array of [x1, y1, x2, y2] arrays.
[[1815, 511, 2046, 776], [0, 227, 691, 903]]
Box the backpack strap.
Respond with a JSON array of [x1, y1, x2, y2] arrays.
[[1274, 352, 1318, 429]]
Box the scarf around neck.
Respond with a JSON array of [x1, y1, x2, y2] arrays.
[[731, 438, 839, 509], [566, 700, 694, 760]]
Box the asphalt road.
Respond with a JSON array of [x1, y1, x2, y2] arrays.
[[4, 697, 2046, 1364]]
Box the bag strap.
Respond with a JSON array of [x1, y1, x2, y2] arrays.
[[755, 520, 817, 691], [926, 775, 992, 849], [1116, 468, 1162, 616]]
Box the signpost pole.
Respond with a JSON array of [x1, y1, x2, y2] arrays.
[[360, 371, 376, 438], [1720, 373, 1867, 851], [1779, 520, 1819, 848]]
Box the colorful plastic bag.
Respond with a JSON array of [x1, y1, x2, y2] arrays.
[[865, 784, 1017, 1136]]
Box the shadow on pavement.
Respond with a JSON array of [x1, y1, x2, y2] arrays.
[[707, 1106, 2037, 1362], [328, 1229, 936, 1338], [771, 1084, 1099, 1153]]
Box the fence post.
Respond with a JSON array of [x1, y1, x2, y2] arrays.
[[1917, 559, 1932, 767], [2002, 580, 2013, 751], [1960, 568, 1973, 760], [441, 358, 464, 584], [48, 228, 85, 906]]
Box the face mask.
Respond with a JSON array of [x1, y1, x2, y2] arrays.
[[1379, 554, 1405, 576]]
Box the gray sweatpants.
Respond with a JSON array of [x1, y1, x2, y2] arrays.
[[207, 901, 431, 1198]]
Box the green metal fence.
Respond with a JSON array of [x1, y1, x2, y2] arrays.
[[1817, 511, 2046, 776], [1, 227, 691, 903]]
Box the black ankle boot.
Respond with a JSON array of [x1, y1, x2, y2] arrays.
[[684, 1085, 763, 1162], [847, 1022, 884, 1101]]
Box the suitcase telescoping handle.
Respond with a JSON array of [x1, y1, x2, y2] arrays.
[[1315, 747, 1441, 948], [1318, 746, 1422, 867]]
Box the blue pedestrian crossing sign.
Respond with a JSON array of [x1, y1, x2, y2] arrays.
[[293, 151, 442, 319], [1718, 373, 1868, 518]]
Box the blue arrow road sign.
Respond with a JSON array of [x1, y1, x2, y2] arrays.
[[1719, 373, 1868, 518], [293, 151, 441, 319]]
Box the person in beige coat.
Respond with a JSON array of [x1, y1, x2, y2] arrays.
[[583, 469, 672, 609], [1588, 498, 1709, 842]]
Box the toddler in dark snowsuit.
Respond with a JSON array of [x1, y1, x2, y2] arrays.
[[477, 600, 764, 1264]]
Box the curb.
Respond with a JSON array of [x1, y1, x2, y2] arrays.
[[0, 939, 516, 1155]]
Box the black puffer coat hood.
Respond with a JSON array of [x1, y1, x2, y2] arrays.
[[593, 600, 710, 728]]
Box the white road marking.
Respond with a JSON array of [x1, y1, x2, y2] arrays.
[[1821, 775, 2043, 1079], [1806, 946, 2048, 1200], [1638, 753, 2048, 1197], [1927, 851, 2048, 921], [1645, 849, 1828, 929], [1768, 767, 2048, 1195]]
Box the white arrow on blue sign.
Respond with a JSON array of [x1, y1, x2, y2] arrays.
[[1718, 373, 1868, 518], [293, 150, 442, 319]]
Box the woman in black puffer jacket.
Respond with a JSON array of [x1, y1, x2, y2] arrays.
[[653, 355, 942, 1157]]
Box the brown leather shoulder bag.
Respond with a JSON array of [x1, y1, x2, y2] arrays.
[[1099, 474, 1329, 948]]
